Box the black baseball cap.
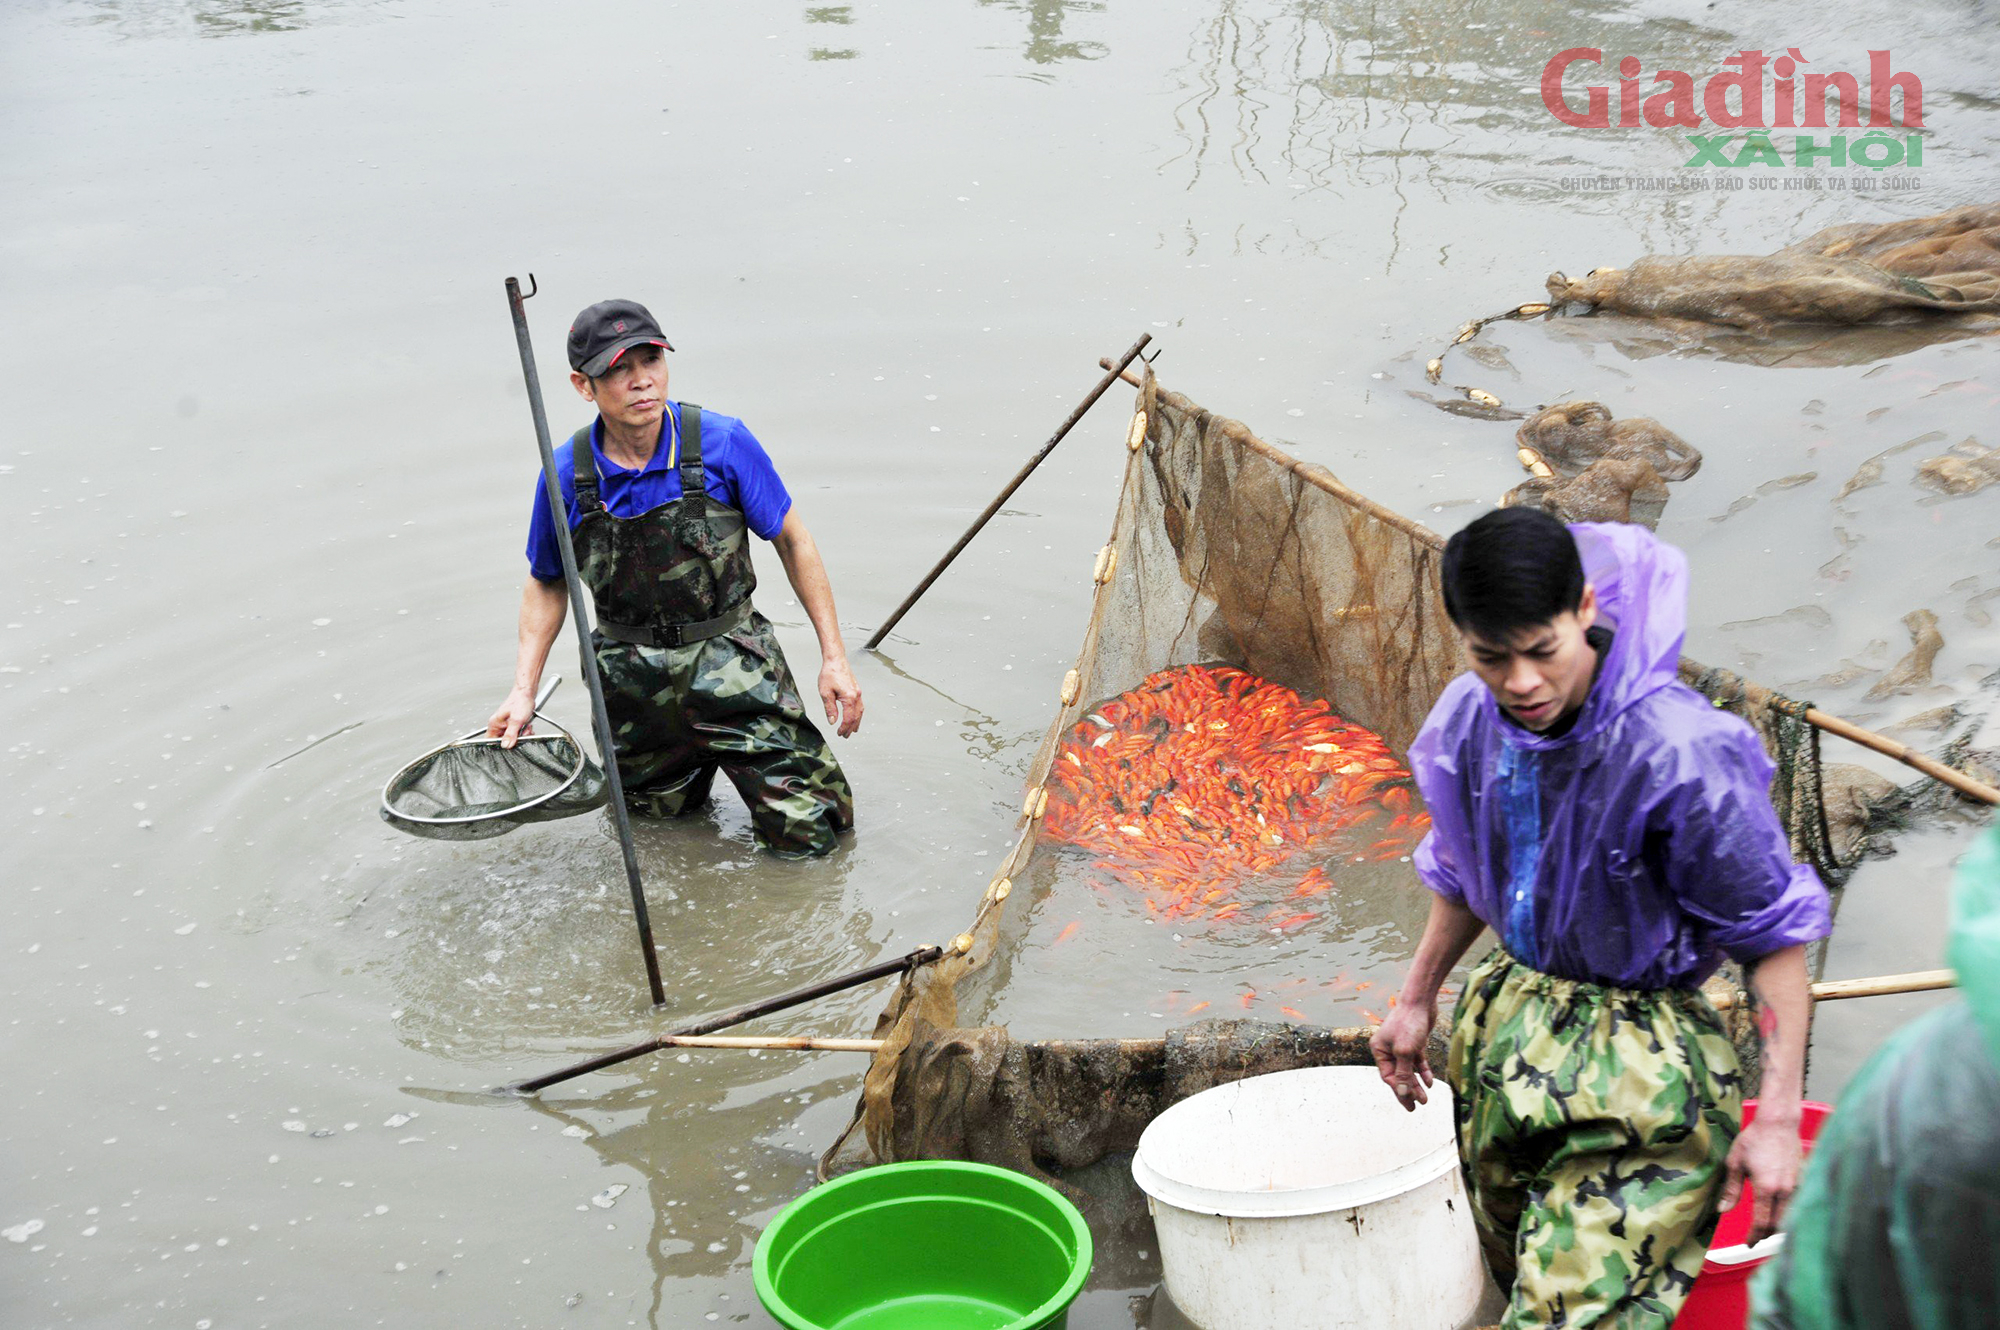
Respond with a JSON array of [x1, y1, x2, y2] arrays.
[[567, 299, 674, 378]]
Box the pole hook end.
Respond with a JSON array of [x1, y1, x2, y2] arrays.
[[521, 273, 538, 300]]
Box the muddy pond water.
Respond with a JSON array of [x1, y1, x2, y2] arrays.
[[3, 0, 1997, 1325]]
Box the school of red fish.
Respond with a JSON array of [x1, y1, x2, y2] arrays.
[[1042, 664, 1432, 934]]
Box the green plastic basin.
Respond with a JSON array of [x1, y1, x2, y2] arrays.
[[754, 1160, 1093, 1330]]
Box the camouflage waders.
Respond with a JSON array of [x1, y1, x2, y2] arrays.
[[571, 406, 852, 857], [1448, 949, 1744, 1330]]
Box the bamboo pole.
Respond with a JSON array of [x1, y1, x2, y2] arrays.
[[1104, 358, 2000, 809], [659, 1034, 885, 1053], [863, 333, 1153, 651], [1711, 968, 1957, 1011], [496, 944, 942, 1094], [1804, 708, 1999, 806]]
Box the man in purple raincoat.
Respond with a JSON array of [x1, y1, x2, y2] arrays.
[[1370, 508, 1830, 1330]]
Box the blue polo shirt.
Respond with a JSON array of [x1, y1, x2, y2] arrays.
[[525, 403, 792, 581]]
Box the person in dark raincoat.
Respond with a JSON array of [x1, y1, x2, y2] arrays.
[[1370, 508, 1830, 1329], [489, 299, 857, 857], [1754, 824, 2000, 1330]]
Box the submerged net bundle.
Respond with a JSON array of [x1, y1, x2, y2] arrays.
[[1504, 400, 1703, 530], [1547, 202, 2000, 332], [823, 368, 1872, 1190]]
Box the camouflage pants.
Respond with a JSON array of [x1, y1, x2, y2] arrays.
[[592, 611, 852, 857], [1448, 949, 1744, 1330]]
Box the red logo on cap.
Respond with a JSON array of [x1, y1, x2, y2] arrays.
[[613, 321, 628, 332]]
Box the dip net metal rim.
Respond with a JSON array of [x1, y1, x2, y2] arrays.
[[379, 710, 608, 842]]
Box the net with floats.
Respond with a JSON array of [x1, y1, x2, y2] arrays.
[[822, 368, 1870, 1192]]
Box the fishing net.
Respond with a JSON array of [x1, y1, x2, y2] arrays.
[[1424, 204, 2000, 401], [860, 1017, 1407, 1178], [380, 723, 607, 842], [1676, 662, 1885, 889], [1547, 202, 2000, 332], [1753, 826, 2000, 1329], [1503, 400, 1702, 530], [822, 369, 1873, 1191]]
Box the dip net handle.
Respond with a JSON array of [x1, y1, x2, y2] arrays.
[[506, 275, 666, 1008]]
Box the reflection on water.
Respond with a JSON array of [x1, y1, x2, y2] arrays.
[[75, 0, 371, 37], [528, 1064, 853, 1315], [1163, 0, 1741, 260], [1542, 310, 2000, 371], [369, 819, 881, 1061], [805, 3, 858, 61], [869, 647, 1022, 765], [979, 0, 1108, 66]]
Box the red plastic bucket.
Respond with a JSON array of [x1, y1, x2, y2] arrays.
[[1672, 1099, 1832, 1330]]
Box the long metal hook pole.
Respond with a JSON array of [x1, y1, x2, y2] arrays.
[[863, 332, 1152, 651], [505, 275, 667, 1008], [497, 944, 943, 1095]]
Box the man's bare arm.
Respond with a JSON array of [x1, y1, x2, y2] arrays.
[[770, 509, 863, 737], [487, 575, 567, 746], [1370, 895, 1488, 1110], [1719, 943, 1811, 1245]]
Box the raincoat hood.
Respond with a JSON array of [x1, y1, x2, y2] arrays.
[[1473, 521, 1689, 752]]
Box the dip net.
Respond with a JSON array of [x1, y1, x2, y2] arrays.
[[823, 368, 1866, 1189], [380, 725, 607, 842]]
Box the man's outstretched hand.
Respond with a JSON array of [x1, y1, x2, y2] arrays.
[[1370, 1002, 1437, 1111]]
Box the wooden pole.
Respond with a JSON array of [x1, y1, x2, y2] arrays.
[[496, 944, 941, 1095], [1105, 358, 2000, 810], [659, 1034, 885, 1053], [1803, 709, 1999, 806], [864, 333, 1152, 651], [1711, 968, 1957, 1011]]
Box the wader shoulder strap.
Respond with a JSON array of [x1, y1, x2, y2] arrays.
[[570, 424, 602, 510], [677, 403, 707, 498]]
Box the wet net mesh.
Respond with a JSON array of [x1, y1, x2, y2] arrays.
[[380, 729, 607, 842], [822, 370, 1869, 1189], [1504, 400, 1702, 530], [1547, 202, 2000, 332]]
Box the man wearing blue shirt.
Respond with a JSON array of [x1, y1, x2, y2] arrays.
[[488, 299, 858, 857]]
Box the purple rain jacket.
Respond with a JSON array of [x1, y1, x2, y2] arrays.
[[1408, 522, 1831, 990]]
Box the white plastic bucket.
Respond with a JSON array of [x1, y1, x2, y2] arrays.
[[1132, 1065, 1485, 1330]]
